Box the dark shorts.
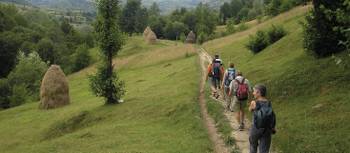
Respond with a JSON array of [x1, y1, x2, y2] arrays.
[[211, 77, 221, 89]]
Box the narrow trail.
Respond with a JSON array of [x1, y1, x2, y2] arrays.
[[198, 47, 251, 153], [198, 48, 231, 153]]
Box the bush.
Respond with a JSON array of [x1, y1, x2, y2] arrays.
[[71, 44, 91, 72], [7, 51, 48, 102], [9, 84, 28, 107], [302, 0, 347, 57], [226, 18, 236, 34], [267, 24, 287, 44], [0, 78, 11, 109], [246, 30, 269, 53], [197, 32, 208, 44], [237, 22, 248, 32]]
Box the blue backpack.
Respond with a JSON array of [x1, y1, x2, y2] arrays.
[[224, 68, 235, 86]]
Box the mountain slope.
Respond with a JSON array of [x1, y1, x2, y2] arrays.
[[203, 5, 350, 153], [0, 37, 212, 153]]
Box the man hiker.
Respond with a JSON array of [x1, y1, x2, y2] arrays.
[[249, 84, 276, 153], [221, 62, 236, 111], [229, 71, 252, 130], [206, 55, 224, 99]]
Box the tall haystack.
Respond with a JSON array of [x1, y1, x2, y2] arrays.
[[143, 26, 152, 39], [186, 31, 196, 43], [146, 30, 157, 44], [40, 65, 70, 109]]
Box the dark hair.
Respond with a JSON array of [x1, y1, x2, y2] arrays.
[[254, 84, 267, 97], [215, 54, 219, 59], [229, 62, 234, 68]]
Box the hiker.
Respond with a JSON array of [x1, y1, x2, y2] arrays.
[[221, 62, 236, 111], [249, 84, 276, 153], [206, 56, 224, 99], [228, 71, 251, 130]]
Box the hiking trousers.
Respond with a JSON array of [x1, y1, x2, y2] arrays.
[[249, 125, 272, 153]]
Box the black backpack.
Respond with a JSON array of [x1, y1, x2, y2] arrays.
[[254, 101, 276, 129]]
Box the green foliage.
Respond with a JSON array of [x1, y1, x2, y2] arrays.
[[120, 0, 148, 35], [37, 37, 55, 63], [0, 78, 11, 109], [8, 84, 28, 107], [180, 32, 186, 42], [7, 52, 48, 98], [246, 30, 269, 53], [265, 0, 281, 16], [89, 64, 125, 104], [91, 0, 125, 104], [197, 32, 207, 44], [303, 0, 348, 57], [164, 21, 188, 40], [0, 51, 48, 109], [267, 24, 287, 43], [226, 18, 236, 34], [237, 22, 249, 31], [71, 44, 91, 72], [246, 24, 287, 53], [0, 31, 22, 77]]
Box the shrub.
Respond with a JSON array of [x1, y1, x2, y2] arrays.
[[9, 84, 28, 107], [226, 18, 236, 34], [237, 22, 248, 32], [246, 30, 269, 53], [267, 24, 287, 44], [71, 44, 91, 72], [197, 32, 208, 44], [0, 79, 11, 109]]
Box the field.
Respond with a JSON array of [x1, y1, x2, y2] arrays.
[[0, 37, 212, 153]]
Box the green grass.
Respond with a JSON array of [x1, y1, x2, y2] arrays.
[[203, 5, 350, 153], [0, 39, 212, 153], [204, 83, 236, 150]]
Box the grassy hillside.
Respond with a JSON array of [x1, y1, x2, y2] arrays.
[[0, 37, 212, 153], [203, 5, 350, 153]]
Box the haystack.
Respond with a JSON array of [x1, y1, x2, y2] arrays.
[[185, 31, 196, 43], [146, 30, 157, 44], [39, 65, 70, 109], [143, 26, 152, 39]]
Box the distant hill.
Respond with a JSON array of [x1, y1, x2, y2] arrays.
[[0, 0, 229, 13]]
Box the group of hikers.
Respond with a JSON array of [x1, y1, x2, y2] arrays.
[[205, 54, 276, 153]]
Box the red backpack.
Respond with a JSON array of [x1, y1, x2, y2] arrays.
[[236, 78, 249, 100]]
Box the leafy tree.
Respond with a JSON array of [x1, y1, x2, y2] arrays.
[[90, 0, 125, 104], [149, 2, 160, 16], [164, 21, 188, 40], [303, 0, 347, 57], [71, 44, 91, 72], [7, 52, 48, 99], [120, 0, 147, 35], [265, 0, 281, 16], [0, 32, 22, 78], [37, 38, 55, 63], [226, 18, 236, 33], [220, 2, 231, 24]]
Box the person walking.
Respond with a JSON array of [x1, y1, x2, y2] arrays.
[[248, 84, 276, 153], [221, 62, 236, 111], [229, 71, 251, 130], [206, 55, 224, 99]]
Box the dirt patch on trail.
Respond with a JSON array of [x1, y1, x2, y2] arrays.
[[198, 48, 230, 153]]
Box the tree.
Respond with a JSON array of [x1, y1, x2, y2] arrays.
[[265, 0, 281, 16], [90, 0, 125, 104], [0, 32, 22, 78], [37, 38, 55, 64], [71, 44, 91, 72], [120, 0, 147, 35], [303, 0, 347, 57], [220, 2, 231, 24], [149, 2, 160, 16]]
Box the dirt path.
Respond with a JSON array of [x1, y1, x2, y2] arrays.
[[198, 47, 251, 153], [198, 48, 231, 153]]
